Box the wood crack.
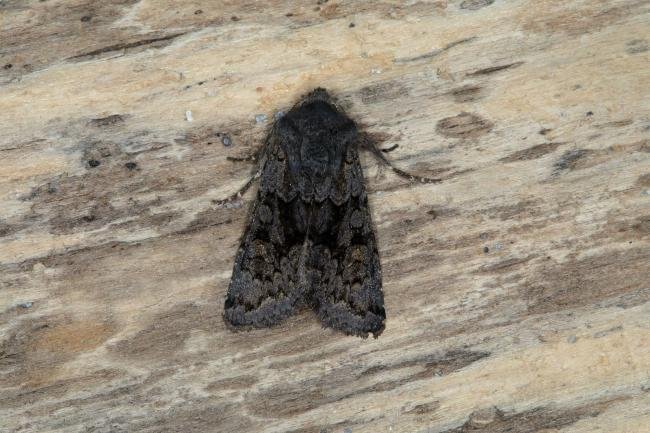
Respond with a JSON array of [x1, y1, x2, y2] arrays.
[[67, 32, 187, 61]]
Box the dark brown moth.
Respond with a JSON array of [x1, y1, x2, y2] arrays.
[[222, 88, 439, 338]]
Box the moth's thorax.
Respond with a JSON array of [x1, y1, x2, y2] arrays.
[[278, 99, 357, 182], [300, 134, 331, 175]]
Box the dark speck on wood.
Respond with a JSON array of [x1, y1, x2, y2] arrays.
[[451, 85, 484, 103], [500, 142, 564, 162], [553, 149, 589, 172], [436, 112, 493, 139], [89, 114, 125, 127]]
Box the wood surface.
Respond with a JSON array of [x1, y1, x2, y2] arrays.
[[1, 1, 649, 432]]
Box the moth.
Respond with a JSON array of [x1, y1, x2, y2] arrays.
[[222, 88, 439, 338]]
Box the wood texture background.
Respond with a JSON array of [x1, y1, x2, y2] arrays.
[[1, 1, 649, 432]]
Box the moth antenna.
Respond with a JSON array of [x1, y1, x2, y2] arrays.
[[362, 137, 441, 184]]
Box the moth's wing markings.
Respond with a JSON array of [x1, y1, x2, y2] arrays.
[[224, 141, 306, 328], [313, 147, 386, 338]]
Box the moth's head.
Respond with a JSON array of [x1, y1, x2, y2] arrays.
[[277, 88, 357, 177]]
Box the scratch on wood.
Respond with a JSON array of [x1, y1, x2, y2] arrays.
[[88, 114, 125, 127], [444, 397, 627, 433], [67, 32, 186, 61], [476, 255, 537, 274], [595, 119, 634, 128], [394, 37, 477, 63], [553, 149, 591, 172], [460, 0, 496, 11], [362, 349, 490, 377], [500, 142, 565, 162], [450, 85, 484, 103], [466, 61, 524, 76]]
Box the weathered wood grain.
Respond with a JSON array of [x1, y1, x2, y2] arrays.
[[1, 1, 649, 432]]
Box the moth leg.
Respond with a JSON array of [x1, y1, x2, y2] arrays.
[[226, 154, 258, 163], [381, 144, 399, 153], [212, 171, 261, 206], [214, 146, 268, 206], [226, 145, 264, 163], [362, 137, 441, 184]]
